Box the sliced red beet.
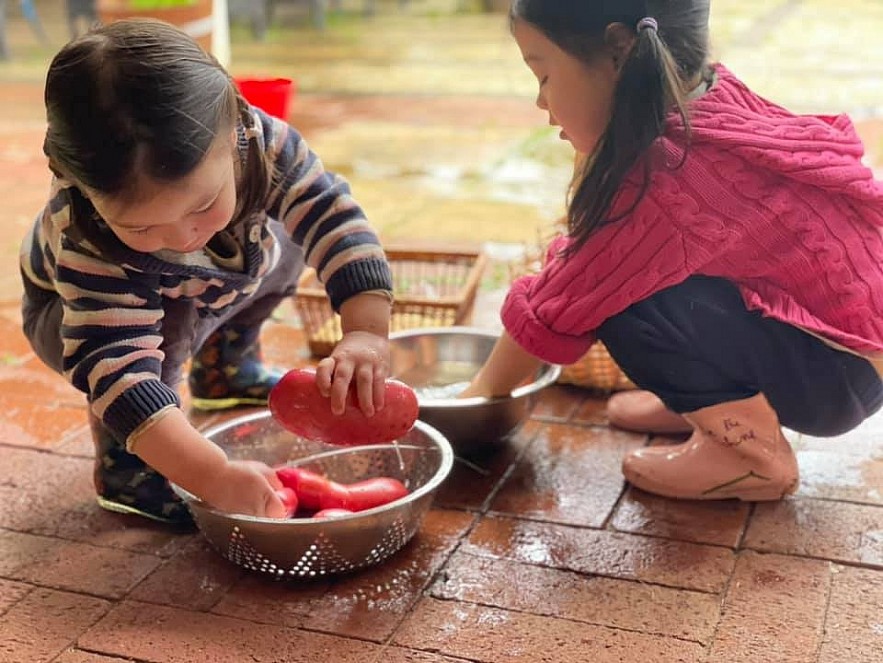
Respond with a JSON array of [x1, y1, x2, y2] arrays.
[[268, 368, 418, 446], [276, 466, 348, 511], [342, 477, 409, 511]]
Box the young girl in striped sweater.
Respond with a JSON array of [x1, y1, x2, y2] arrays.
[[20, 20, 394, 524]]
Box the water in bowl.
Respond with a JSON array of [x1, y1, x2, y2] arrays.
[[416, 380, 471, 400]]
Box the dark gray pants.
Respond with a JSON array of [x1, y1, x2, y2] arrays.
[[597, 276, 883, 437], [22, 220, 304, 396]]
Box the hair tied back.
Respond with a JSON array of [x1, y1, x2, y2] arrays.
[[636, 17, 658, 33]]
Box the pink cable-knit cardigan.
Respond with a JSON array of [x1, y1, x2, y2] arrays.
[[503, 65, 883, 366]]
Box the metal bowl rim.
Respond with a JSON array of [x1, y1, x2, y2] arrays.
[[389, 325, 562, 407], [173, 414, 454, 526]]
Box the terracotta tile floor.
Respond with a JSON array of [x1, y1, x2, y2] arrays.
[[0, 309, 882, 662]]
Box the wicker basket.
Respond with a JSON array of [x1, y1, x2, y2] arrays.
[[295, 247, 488, 357], [509, 235, 635, 393], [557, 342, 635, 392]]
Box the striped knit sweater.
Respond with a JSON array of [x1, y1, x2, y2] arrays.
[[20, 106, 392, 441]]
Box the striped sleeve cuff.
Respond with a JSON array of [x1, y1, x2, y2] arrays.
[[324, 258, 393, 311], [101, 379, 182, 442]]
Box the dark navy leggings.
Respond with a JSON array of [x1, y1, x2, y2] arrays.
[[597, 276, 883, 437]]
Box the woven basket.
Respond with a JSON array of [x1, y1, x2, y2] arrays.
[[509, 234, 635, 393], [295, 247, 487, 358], [557, 342, 635, 392]]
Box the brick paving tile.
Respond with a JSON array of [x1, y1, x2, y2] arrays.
[[128, 537, 245, 611], [794, 449, 883, 506], [2, 530, 162, 600], [211, 572, 332, 631], [393, 596, 706, 662], [0, 317, 33, 360], [371, 647, 474, 663], [53, 650, 139, 663], [0, 446, 191, 557], [611, 487, 751, 548], [0, 578, 31, 616], [430, 551, 720, 643], [78, 600, 386, 663], [0, 447, 98, 533], [0, 588, 110, 663], [434, 420, 541, 512], [707, 551, 831, 662], [0, 392, 88, 452], [463, 513, 736, 593], [529, 384, 589, 422], [488, 423, 643, 528], [301, 509, 473, 642], [570, 395, 614, 427], [745, 498, 883, 567], [817, 565, 883, 662]]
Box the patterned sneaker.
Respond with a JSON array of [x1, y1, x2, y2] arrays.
[[188, 325, 283, 411], [91, 415, 194, 527]]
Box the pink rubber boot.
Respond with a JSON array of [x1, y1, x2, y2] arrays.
[[621, 393, 799, 501], [607, 390, 692, 434]]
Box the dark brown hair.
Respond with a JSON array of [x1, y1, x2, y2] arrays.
[[43, 19, 267, 227], [510, 0, 711, 252]]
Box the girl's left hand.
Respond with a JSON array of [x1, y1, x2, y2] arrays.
[[315, 330, 390, 416]]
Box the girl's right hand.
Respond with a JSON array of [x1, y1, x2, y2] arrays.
[[457, 381, 492, 399], [202, 460, 287, 518]]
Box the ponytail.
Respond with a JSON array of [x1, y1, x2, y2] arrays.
[[565, 18, 694, 254]]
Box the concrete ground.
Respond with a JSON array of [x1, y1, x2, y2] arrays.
[[0, 1, 881, 661]]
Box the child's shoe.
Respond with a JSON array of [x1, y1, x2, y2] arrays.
[[188, 324, 283, 411], [621, 393, 799, 501], [607, 390, 693, 434], [91, 414, 193, 526]]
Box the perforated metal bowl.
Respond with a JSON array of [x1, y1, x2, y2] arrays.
[[174, 412, 453, 578]]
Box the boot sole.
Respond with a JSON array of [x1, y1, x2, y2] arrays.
[[628, 471, 800, 502], [96, 496, 194, 525], [700, 474, 800, 501]]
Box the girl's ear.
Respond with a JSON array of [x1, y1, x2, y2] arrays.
[[604, 22, 637, 70]]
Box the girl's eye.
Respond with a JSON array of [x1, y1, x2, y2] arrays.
[[539, 76, 548, 87], [128, 228, 150, 235], [194, 198, 217, 215]]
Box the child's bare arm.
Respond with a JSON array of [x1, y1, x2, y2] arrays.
[[130, 408, 286, 518], [461, 331, 542, 398]]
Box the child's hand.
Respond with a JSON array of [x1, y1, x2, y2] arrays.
[[315, 330, 390, 416], [457, 381, 492, 399], [203, 460, 287, 518]]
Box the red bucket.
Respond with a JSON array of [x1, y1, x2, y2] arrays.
[[235, 77, 296, 120]]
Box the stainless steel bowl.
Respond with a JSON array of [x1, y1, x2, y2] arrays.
[[174, 412, 453, 578], [389, 327, 561, 453]]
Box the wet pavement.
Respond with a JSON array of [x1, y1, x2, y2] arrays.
[[0, 1, 882, 661]]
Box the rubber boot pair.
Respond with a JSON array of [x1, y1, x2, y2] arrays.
[[188, 323, 283, 411], [90, 413, 193, 526], [609, 390, 799, 501]]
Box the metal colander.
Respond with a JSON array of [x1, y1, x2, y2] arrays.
[[174, 411, 453, 578]]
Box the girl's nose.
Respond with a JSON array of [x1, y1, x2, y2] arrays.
[[535, 91, 548, 111]]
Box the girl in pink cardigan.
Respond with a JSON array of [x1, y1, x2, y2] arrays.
[[463, 0, 883, 501]]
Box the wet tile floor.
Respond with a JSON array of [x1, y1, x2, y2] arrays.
[[0, 1, 882, 661], [1, 297, 883, 662]]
